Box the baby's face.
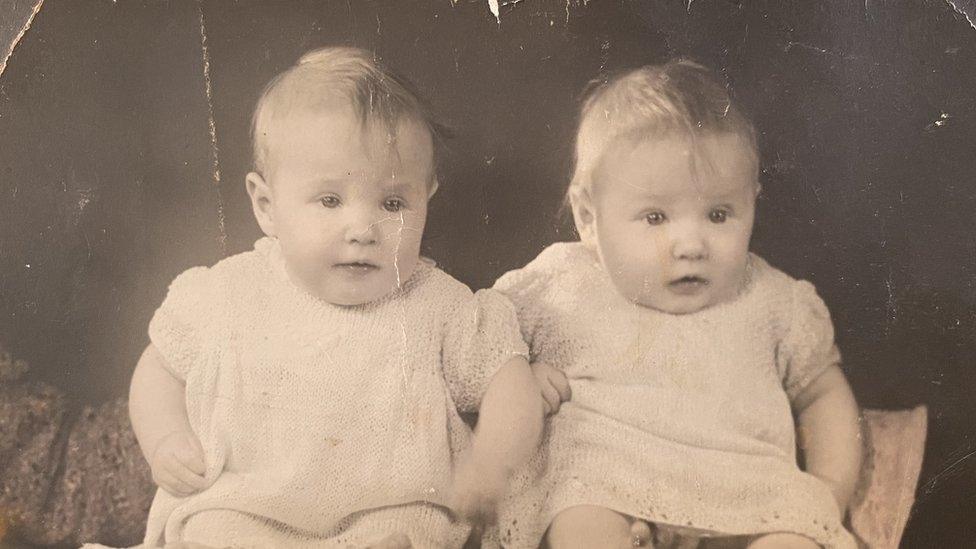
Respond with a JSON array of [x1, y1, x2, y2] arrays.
[[254, 106, 433, 306], [585, 133, 758, 314]]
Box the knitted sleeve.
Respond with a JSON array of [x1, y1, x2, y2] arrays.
[[492, 266, 547, 361], [442, 289, 529, 413], [147, 266, 214, 381], [780, 280, 842, 401]]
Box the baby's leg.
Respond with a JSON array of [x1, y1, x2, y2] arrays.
[[346, 502, 466, 548], [365, 532, 412, 549], [745, 533, 819, 549], [545, 505, 648, 549], [180, 509, 276, 546]]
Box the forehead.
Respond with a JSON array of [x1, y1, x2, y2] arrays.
[[265, 104, 434, 182], [594, 132, 757, 200]]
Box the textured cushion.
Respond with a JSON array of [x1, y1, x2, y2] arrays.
[[0, 339, 928, 547], [849, 406, 928, 549]]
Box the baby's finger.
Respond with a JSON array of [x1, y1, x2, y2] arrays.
[[171, 462, 209, 491], [630, 519, 652, 547], [156, 469, 195, 497], [178, 445, 206, 476], [539, 381, 561, 415], [546, 369, 572, 403], [541, 398, 553, 416]]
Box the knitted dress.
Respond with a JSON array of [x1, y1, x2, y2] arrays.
[[141, 237, 527, 548], [493, 242, 857, 549]]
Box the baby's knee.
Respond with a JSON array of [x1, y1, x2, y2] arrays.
[[745, 533, 820, 549], [366, 532, 412, 549], [544, 505, 640, 549]]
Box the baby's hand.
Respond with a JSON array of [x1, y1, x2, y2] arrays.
[[151, 430, 208, 497], [532, 361, 571, 415], [449, 455, 509, 526]]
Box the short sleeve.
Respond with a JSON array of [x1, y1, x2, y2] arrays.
[[442, 288, 529, 413], [779, 280, 842, 401], [493, 266, 547, 360], [147, 266, 214, 381]]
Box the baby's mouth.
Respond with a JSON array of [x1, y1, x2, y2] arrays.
[[668, 276, 709, 295], [334, 262, 380, 274]]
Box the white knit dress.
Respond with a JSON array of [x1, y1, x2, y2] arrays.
[[492, 242, 857, 549], [141, 237, 527, 548]]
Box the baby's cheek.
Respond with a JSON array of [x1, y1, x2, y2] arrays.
[[381, 212, 423, 241], [618, 268, 655, 304]]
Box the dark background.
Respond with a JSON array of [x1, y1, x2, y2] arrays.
[[1, 1, 974, 545]]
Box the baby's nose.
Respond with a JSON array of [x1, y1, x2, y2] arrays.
[[670, 227, 708, 260], [344, 216, 380, 245]]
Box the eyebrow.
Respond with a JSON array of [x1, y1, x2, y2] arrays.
[[624, 194, 749, 215], [300, 176, 424, 194], [380, 179, 425, 193], [702, 190, 749, 202]]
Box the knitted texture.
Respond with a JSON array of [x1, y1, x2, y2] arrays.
[[142, 237, 527, 548], [492, 242, 857, 549]]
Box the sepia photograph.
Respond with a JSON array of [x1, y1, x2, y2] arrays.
[[1, 1, 975, 547]]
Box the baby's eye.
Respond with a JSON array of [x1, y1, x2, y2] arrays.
[[383, 197, 406, 213], [319, 195, 341, 208], [709, 208, 729, 224], [644, 212, 667, 226]]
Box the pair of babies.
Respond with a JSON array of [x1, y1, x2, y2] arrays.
[[128, 48, 863, 549]]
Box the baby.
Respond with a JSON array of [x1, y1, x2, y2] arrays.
[[127, 47, 562, 548], [493, 61, 863, 548]]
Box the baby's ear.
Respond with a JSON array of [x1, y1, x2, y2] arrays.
[[245, 172, 276, 237], [569, 185, 597, 246]]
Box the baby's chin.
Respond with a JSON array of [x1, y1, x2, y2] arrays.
[[317, 266, 424, 307], [630, 284, 741, 315], [313, 285, 394, 307]]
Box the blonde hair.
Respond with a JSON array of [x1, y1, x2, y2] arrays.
[[251, 47, 442, 177], [569, 60, 757, 197]]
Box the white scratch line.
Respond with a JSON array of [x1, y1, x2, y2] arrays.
[[920, 448, 976, 494], [0, 0, 44, 81], [946, 0, 976, 31], [392, 213, 404, 291], [392, 211, 409, 408], [197, 1, 227, 254], [785, 41, 828, 55], [488, 0, 501, 23]]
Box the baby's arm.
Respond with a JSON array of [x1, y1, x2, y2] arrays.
[[129, 343, 207, 496], [452, 355, 546, 523], [792, 363, 863, 514]]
